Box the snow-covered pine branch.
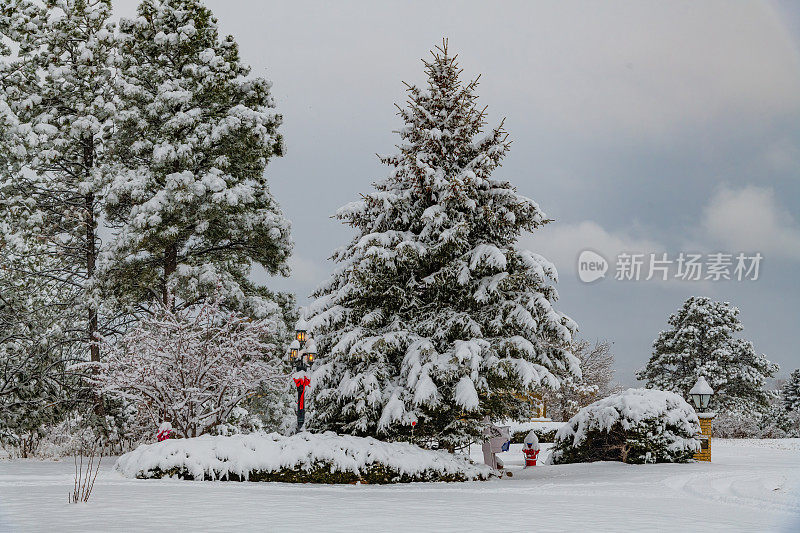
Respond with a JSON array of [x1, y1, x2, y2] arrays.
[[636, 296, 778, 414], [307, 40, 579, 449], [0, 230, 83, 450], [92, 295, 285, 438]]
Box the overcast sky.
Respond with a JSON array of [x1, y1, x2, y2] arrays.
[[114, 1, 800, 385]]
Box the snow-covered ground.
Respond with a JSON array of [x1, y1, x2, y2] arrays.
[[1, 439, 798, 532]]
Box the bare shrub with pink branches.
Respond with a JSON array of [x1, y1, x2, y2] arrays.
[[91, 298, 285, 438]]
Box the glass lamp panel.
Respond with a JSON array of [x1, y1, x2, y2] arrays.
[[691, 394, 701, 409], [701, 393, 711, 409]]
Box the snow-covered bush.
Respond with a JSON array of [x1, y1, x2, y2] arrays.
[[714, 404, 800, 439], [551, 389, 701, 465], [115, 432, 492, 483], [211, 400, 294, 438], [0, 411, 145, 459], [89, 297, 285, 439]]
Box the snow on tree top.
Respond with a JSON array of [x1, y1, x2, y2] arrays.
[[304, 338, 317, 353]]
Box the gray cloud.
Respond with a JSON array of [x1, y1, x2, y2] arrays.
[[700, 186, 800, 259]]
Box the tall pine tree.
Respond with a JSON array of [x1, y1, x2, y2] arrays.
[[637, 296, 778, 413], [105, 0, 291, 324], [0, 0, 119, 364], [308, 41, 579, 449]]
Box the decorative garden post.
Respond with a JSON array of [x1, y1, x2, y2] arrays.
[[689, 376, 715, 462], [289, 317, 316, 432]]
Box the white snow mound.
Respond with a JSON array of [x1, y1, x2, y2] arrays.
[[115, 432, 491, 482]]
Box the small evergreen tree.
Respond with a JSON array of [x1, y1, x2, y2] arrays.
[[783, 369, 800, 412], [636, 296, 778, 413], [105, 0, 290, 323], [308, 41, 579, 449]]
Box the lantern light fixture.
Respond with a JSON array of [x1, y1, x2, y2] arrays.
[[689, 376, 714, 410], [304, 338, 317, 364], [289, 339, 300, 360], [295, 317, 308, 343], [289, 312, 315, 432]]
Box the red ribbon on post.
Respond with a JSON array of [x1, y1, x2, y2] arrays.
[[293, 375, 310, 409]]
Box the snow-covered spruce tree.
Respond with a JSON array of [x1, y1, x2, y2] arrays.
[[784, 369, 800, 412], [90, 295, 285, 439], [307, 41, 579, 450], [104, 0, 290, 324], [542, 339, 622, 421], [0, 0, 120, 365], [636, 296, 778, 413]]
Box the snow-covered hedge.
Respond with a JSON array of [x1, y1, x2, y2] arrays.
[[115, 432, 492, 483], [551, 389, 701, 464]]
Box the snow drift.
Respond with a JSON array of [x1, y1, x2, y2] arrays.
[[551, 388, 701, 464], [115, 432, 492, 483]]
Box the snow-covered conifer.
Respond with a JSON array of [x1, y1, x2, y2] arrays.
[[636, 296, 778, 413], [91, 295, 285, 438], [307, 41, 579, 449], [0, 0, 119, 364], [105, 0, 290, 323], [783, 369, 800, 412], [0, 237, 81, 450], [0, 17, 76, 447]]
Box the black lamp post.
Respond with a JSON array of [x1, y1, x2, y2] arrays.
[[290, 317, 314, 432]]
